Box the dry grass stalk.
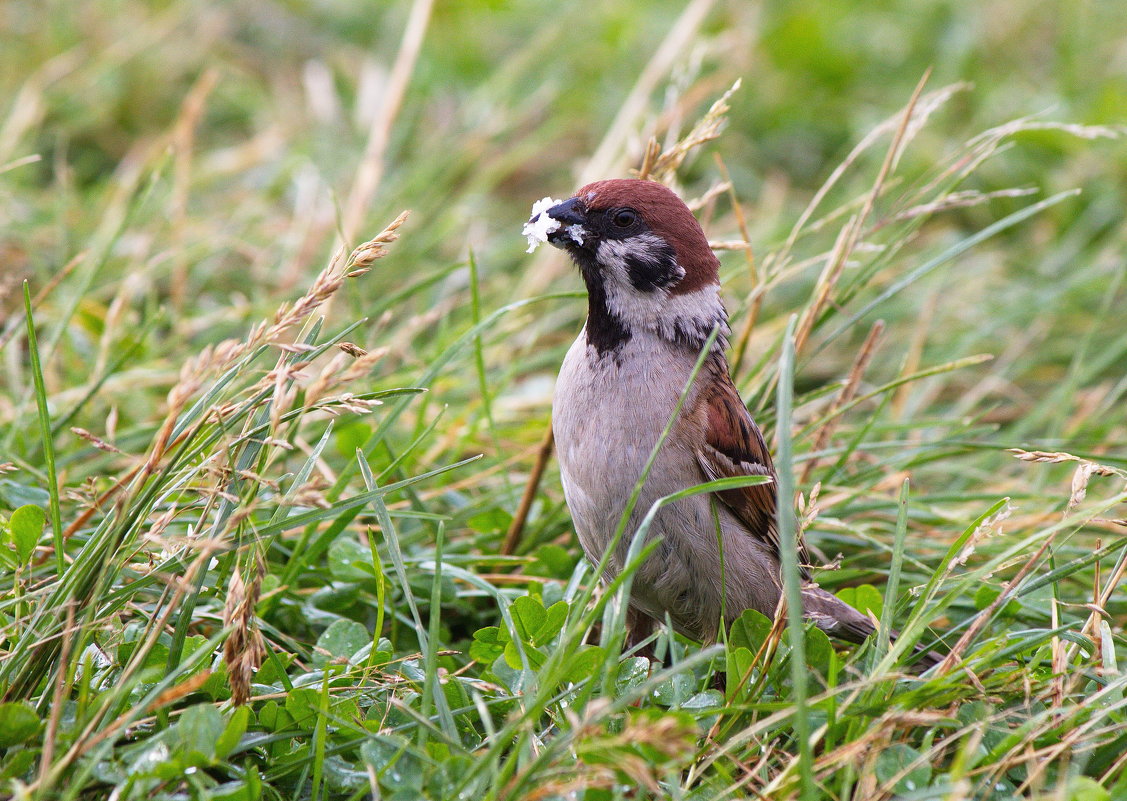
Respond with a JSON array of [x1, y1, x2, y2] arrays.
[[223, 554, 267, 706], [1009, 448, 1125, 473], [792, 218, 855, 359], [882, 187, 1038, 227], [635, 136, 662, 181], [799, 320, 885, 485], [143, 351, 206, 476], [708, 239, 752, 250], [268, 354, 302, 437], [795, 483, 822, 554], [1008, 448, 1126, 515], [342, 0, 432, 243], [148, 669, 214, 711], [687, 178, 731, 212], [775, 76, 963, 270], [1067, 462, 1120, 512], [303, 353, 350, 409], [935, 530, 1056, 675], [637, 80, 741, 185], [284, 475, 331, 510], [170, 68, 221, 313], [1050, 590, 1065, 716], [0, 253, 84, 356], [243, 209, 409, 370], [35, 542, 222, 789], [316, 393, 383, 416], [337, 342, 367, 357], [792, 73, 931, 366], [304, 347, 389, 411], [578, 0, 717, 186], [37, 602, 76, 789], [339, 346, 388, 383], [501, 426, 555, 556], [1062, 538, 1127, 669], [713, 152, 765, 377], [891, 285, 940, 421], [137, 209, 408, 480], [70, 428, 124, 456]]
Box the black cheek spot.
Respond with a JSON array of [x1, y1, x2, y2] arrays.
[[624, 243, 681, 292]]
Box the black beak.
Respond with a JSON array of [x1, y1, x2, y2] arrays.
[[543, 196, 592, 250], [546, 197, 586, 227]]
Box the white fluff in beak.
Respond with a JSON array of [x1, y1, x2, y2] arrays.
[[522, 196, 564, 253]]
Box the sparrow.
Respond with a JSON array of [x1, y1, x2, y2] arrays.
[[525, 178, 935, 666]]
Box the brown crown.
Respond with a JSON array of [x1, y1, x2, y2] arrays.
[[575, 178, 720, 293]]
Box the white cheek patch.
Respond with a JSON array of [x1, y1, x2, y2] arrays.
[[595, 238, 674, 333], [594, 233, 728, 349]]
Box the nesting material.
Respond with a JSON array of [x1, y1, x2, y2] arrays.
[[523, 196, 564, 253]]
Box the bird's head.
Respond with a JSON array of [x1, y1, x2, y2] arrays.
[[525, 179, 727, 354]]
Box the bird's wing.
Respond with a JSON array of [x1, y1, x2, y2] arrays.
[[694, 369, 812, 579]]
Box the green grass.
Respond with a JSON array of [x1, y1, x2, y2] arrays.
[[2, 1, 1127, 799]]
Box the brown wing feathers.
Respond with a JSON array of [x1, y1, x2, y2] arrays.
[[694, 360, 813, 579]]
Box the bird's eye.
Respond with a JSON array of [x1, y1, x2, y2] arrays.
[[612, 209, 637, 228]]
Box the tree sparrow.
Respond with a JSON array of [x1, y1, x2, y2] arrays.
[[526, 178, 933, 665]]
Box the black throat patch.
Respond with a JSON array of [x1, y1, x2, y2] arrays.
[[574, 254, 631, 356]]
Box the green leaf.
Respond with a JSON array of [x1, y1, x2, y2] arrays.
[[726, 646, 756, 701], [875, 743, 931, 794], [328, 536, 375, 581], [804, 625, 833, 675], [469, 626, 507, 664], [117, 639, 171, 681], [285, 687, 320, 730], [509, 595, 546, 643], [973, 585, 1020, 617], [313, 619, 370, 667], [9, 504, 45, 565], [1067, 776, 1111, 801], [537, 600, 569, 644], [0, 701, 40, 747], [215, 705, 250, 760], [253, 652, 295, 686], [170, 703, 224, 761], [361, 736, 423, 792], [466, 507, 512, 534], [682, 689, 724, 713], [653, 672, 695, 706], [258, 700, 294, 732], [615, 657, 650, 695], [0, 748, 36, 780], [836, 584, 883, 620], [729, 608, 773, 652], [503, 639, 546, 670], [527, 544, 577, 578], [0, 480, 49, 509], [562, 645, 605, 684]]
